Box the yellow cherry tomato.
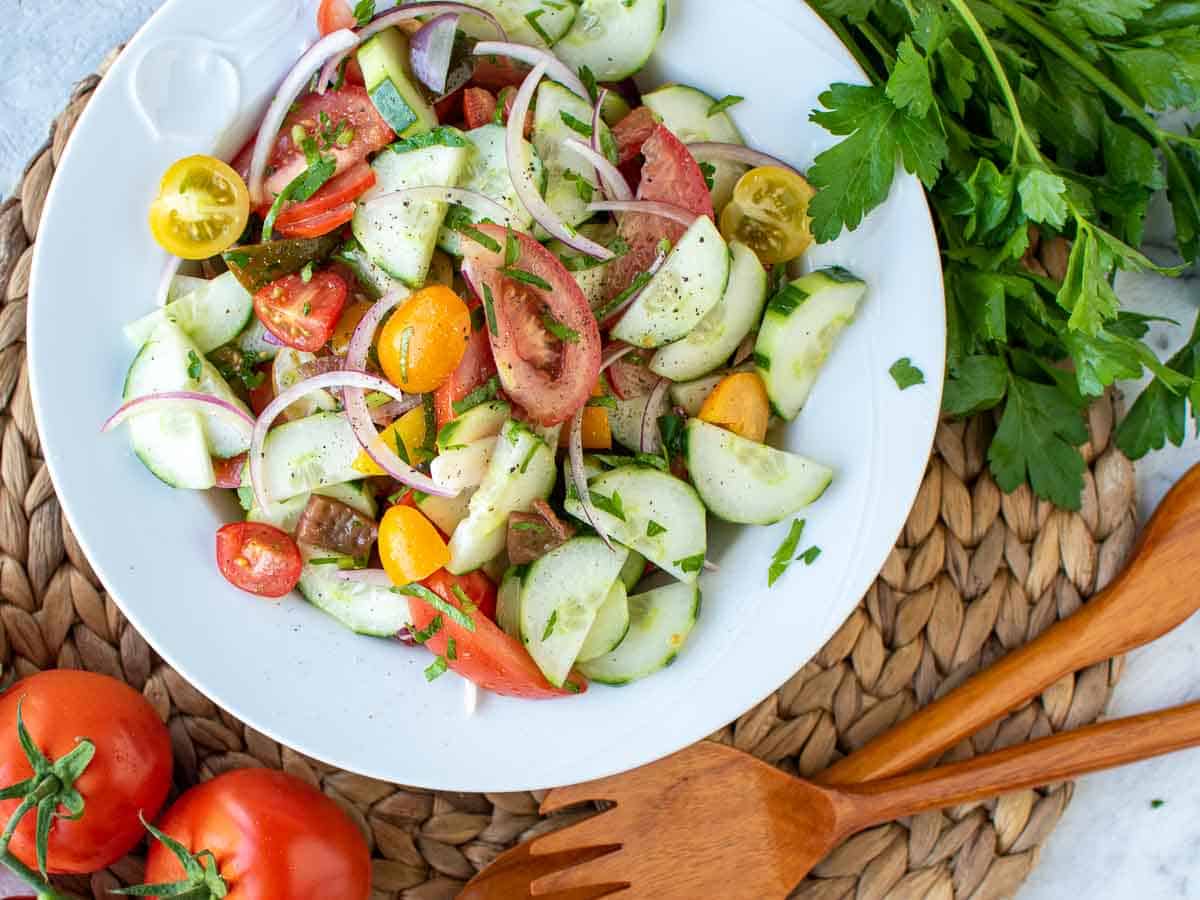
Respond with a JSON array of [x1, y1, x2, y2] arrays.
[[148, 155, 250, 259], [331, 299, 374, 356], [559, 382, 612, 450], [719, 166, 815, 265], [352, 406, 427, 476], [378, 505, 450, 585], [699, 372, 771, 443], [377, 286, 471, 393]]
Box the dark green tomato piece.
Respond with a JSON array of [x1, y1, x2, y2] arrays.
[[222, 234, 340, 293]]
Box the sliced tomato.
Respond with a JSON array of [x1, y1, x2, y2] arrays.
[[463, 88, 498, 130], [613, 106, 660, 164], [602, 124, 716, 314], [274, 161, 375, 238], [433, 312, 499, 429], [316, 0, 356, 34], [263, 85, 394, 203], [212, 454, 247, 489], [470, 57, 530, 92], [247, 361, 275, 416], [435, 87, 464, 125], [412, 571, 584, 698], [462, 226, 601, 426], [422, 569, 498, 624], [253, 270, 349, 352], [216, 523, 302, 598]]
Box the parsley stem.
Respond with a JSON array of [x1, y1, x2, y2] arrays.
[[812, 10, 883, 84], [854, 20, 897, 72]]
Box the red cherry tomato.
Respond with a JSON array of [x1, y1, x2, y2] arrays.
[[247, 361, 275, 416], [253, 269, 348, 352], [433, 314, 498, 430], [422, 568, 498, 623], [216, 522, 303, 598], [213, 453, 247, 489], [413, 571, 584, 698], [142, 769, 371, 900], [462, 226, 601, 426], [0, 671, 172, 874], [463, 87, 498, 130], [274, 161, 376, 238]]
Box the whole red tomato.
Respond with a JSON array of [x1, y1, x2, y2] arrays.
[[142, 768, 371, 900], [0, 670, 172, 874]]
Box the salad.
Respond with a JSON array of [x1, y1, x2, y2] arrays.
[[104, 0, 868, 700]]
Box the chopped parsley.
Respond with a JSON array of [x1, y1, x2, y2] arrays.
[[446, 637, 457, 661], [675, 553, 706, 574], [646, 520, 668, 537], [1151, 799, 1166, 809], [541, 310, 580, 343], [559, 110, 593, 138], [512, 521, 545, 532], [409, 615, 443, 645], [186, 350, 202, 381], [396, 584, 476, 632], [352, 0, 374, 26], [589, 490, 626, 521], [482, 284, 499, 336], [563, 168, 595, 203], [579, 65, 599, 103], [451, 375, 500, 416], [450, 584, 478, 616], [300, 260, 315, 283], [398, 325, 414, 384], [209, 346, 264, 392], [424, 656, 449, 682], [504, 228, 520, 266], [586, 394, 617, 410], [595, 271, 653, 321], [519, 441, 541, 473], [390, 127, 468, 153], [889, 358, 925, 390], [541, 609, 559, 641], [707, 94, 745, 117], [699, 161, 716, 191], [500, 266, 553, 291], [768, 518, 805, 587], [800, 546, 822, 565], [657, 413, 686, 463], [524, 8, 553, 44]]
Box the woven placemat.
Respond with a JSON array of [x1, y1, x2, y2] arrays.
[[0, 50, 1141, 900]]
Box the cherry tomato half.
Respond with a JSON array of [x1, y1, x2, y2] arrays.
[[719, 166, 815, 264], [149, 155, 250, 259], [274, 161, 376, 239], [216, 522, 303, 598], [377, 285, 471, 393], [378, 505, 450, 585], [253, 269, 349, 352], [316, 0, 356, 34]]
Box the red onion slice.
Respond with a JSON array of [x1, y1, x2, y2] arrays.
[[732, 331, 758, 367], [472, 41, 588, 100], [563, 138, 632, 202], [686, 141, 801, 176], [411, 13, 459, 94], [569, 406, 614, 551], [318, 3, 507, 94], [248, 28, 360, 205], [587, 199, 699, 228], [640, 378, 671, 454], [333, 568, 395, 587], [102, 392, 255, 438], [250, 370, 423, 510], [508, 63, 613, 261], [371, 397, 423, 426], [365, 186, 516, 227], [591, 88, 607, 155]]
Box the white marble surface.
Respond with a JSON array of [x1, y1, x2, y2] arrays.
[[4, 3, 1200, 897]]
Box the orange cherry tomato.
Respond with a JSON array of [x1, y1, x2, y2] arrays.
[[353, 406, 427, 476], [378, 505, 450, 585], [698, 372, 771, 443], [560, 382, 612, 450], [377, 286, 471, 393], [331, 298, 374, 356]]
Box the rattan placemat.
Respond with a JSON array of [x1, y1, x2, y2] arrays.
[[0, 50, 1141, 900]]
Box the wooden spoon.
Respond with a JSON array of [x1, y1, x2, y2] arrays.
[[465, 700, 1200, 898]]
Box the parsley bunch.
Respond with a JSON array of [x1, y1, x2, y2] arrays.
[[808, 0, 1200, 509]]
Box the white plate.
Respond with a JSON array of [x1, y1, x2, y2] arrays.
[[29, 0, 943, 790]]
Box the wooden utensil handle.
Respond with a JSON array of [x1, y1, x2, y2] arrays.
[[840, 700, 1200, 832], [822, 463, 1200, 786]]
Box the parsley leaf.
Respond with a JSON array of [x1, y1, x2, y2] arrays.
[[646, 520, 668, 537], [707, 95, 745, 117], [768, 518, 805, 587], [589, 491, 626, 521], [186, 350, 202, 381], [889, 358, 925, 390], [674, 553, 706, 574]]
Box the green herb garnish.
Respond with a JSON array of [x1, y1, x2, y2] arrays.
[[699, 161, 717, 191], [446, 637, 457, 661], [505, 228, 520, 267], [399, 325, 414, 384], [559, 110, 593, 138], [541, 609, 559, 641], [707, 95, 744, 117], [396, 584, 476, 632], [646, 520, 668, 537], [579, 65, 599, 103], [768, 519, 805, 587], [352, 0, 374, 26], [451, 376, 500, 416], [675, 553, 706, 574], [541, 310, 580, 343], [482, 284, 499, 336], [409, 615, 443, 645], [186, 350, 202, 381], [500, 266, 553, 290], [889, 357, 925, 390], [524, 8, 553, 44], [800, 546, 822, 566], [424, 656, 449, 682], [589, 490, 626, 521], [391, 127, 468, 153]]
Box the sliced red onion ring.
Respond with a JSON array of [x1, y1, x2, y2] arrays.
[[472, 41, 588, 100], [318, 3, 507, 94], [333, 568, 395, 587], [411, 13, 459, 94], [601, 247, 668, 324], [591, 88, 607, 155], [563, 138, 632, 202], [372, 397, 423, 426], [686, 142, 801, 176], [600, 343, 635, 372], [509, 63, 613, 261], [587, 200, 699, 229], [569, 406, 614, 551], [640, 378, 671, 454], [365, 186, 516, 227], [154, 256, 183, 308], [102, 392, 255, 437], [262, 329, 285, 347], [248, 28, 359, 206]]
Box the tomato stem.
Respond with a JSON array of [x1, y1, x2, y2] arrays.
[[0, 789, 71, 900]]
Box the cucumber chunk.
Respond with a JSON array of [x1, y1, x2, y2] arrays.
[[643, 83, 747, 211], [519, 537, 629, 686], [334, 238, 406, 298], [448, 420, 557, 574], [354, 134, 471, 286], [496, 565, 525, 639], [563, 466, 707, 583], [755, 268, 866, 419], [260, 412, 364, 503], [577, 580, 631, 662], [431, 439, 495, 494], [410, 0, 577, 47], [685, 418, 833, 525], [611, 216, 731, 348], [436, 400, 511, 452], [298, 551, 411, 638], [578, 581, 700, 685], [415, 490, 474, 536], [554, 0, 666, 81], [437, 125, 543, 256], [618, 548, 646, 591], [669, 373, 723, 417], [607, 394, 650, 452], [124, 272, 253, 353], [247, 481, 377, 533], [533, 82, 613, 235], [650, 242, 767, 381], [357, 28, 438, 138]]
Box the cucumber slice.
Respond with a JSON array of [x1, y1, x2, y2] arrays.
[[618, 548, 646, 591], [533, 82, 613, 235], [563, 466, 707, 583], [166, 274, 208, 305], [435, 400, 511, 452], [611, 216, 731, 348], [607, 394, 649, 452], [650, 242, 767, 381], [357, 28, 438, 138], [578, 581, 700, 685], [272, 348, 339, 421], [431, 439, 494, 494], [236, 319, 280, 361], [334, 238, 405, 298], [247, 481, 376, 532], [298, 554, 411, 637], [642, 84, 747, 211], [670, 373, 723, 417], [260, 411, 363, 503], [496, 565, 525, 638], [413, 0, 577, 47], [554, 0, 666, 81], [448, 420, 557, 574], [685, 418, 833, 525], [519, 537, 629, 686], [755, 268, 866, 419], [414, 490, 472, 536], [547, 224, 616, 306], [354, 135, 471, 286], [437, 125, 543, 256], [124, 272, 253, 353], [577, 580, 630, 662]]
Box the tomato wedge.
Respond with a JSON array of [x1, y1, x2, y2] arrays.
[[316, 0, 356, 34], [422, 569, 498, 623], [412, 571, 584, 698], [613, 106, 660, 164], [462, 226, 601, 426], [463, 88, 498, 130], [264, 85, 394, 203], [253, 270, 349, 352], [216, 523, 302, 598], [274, 161, 375, 238], [212, 454, 247, 489], [433, 317, 499, 430]]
